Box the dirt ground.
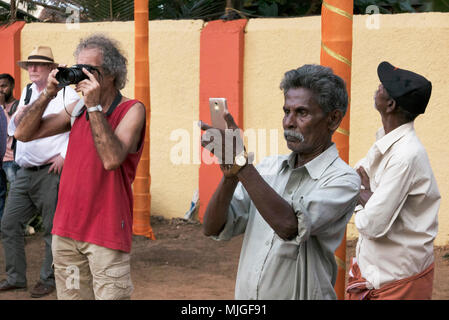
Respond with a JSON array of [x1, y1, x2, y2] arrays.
[[0, 215, 447, 300]]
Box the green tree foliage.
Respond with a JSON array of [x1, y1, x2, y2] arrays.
[[354, 0, 430, 13], [1, 0, 448, 24], [240, 0, 322, 17], [149, 0, 227, 20]]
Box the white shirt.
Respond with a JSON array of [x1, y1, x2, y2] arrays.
[[354, 122, 440, 289], [8, 83, 79, 167], [214, 144, 360, 300]]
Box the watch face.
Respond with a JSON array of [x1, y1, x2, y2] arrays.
[[235, 154, 246, 166]]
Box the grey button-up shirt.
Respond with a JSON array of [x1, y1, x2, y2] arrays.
[[214, 143, 360, 300]]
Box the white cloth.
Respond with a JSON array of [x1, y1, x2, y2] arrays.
[[8, 83, 79, 167], [354, 122, 440, 289]]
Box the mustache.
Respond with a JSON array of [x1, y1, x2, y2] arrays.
[[284, 130, 304, 142]]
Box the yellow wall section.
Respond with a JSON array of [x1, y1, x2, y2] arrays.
[[20, 22, 135, 99], [148, 20, 203, 219], [19, 13, 449, 244], [20, 20, 203, 220], [244, 17, 321, 162], [243, 13, 449, 246]]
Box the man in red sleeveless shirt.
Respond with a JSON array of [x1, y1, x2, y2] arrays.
[[13, 34, 146, 300]]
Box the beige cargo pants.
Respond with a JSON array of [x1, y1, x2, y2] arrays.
[[51, 235, 133, 300]]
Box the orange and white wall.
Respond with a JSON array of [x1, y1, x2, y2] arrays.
[[1, 12, 448, 245]]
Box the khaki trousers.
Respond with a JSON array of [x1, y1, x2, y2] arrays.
[[52, 235, 133, 300]]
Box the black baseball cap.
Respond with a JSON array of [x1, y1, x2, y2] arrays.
[[377, 61, 432, 114]]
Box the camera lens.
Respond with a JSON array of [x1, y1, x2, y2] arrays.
[[65, 69, 78, 83], [56, 66, 89, 87]]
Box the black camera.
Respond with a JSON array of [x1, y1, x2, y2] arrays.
[[55, 64, 100, 88]]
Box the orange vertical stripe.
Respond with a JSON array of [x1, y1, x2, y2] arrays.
[[0, 21, 25, 97], [133, 0, 155, 239], [320, 0, 353, 300], [198, 19, 247, 222]]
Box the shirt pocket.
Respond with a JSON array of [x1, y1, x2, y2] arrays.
[[273, 235, 300, 260]]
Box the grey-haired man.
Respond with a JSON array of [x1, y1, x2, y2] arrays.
[[13, 34, 146, 300], [200, 64, 360, 300]]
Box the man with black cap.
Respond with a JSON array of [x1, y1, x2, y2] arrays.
[[346, 62, 441, 300]]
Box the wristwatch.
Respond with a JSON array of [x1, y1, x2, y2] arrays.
[[42, 88, 56, 100], [87, 105, 103, 113], [228, 150, 248, 175]]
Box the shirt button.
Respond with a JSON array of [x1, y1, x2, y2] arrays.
[[265, 240, 270, 246]]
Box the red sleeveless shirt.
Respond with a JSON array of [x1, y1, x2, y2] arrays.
[[52, 99, 145, 252]]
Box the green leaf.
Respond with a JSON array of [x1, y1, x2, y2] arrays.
[[258, 2, 278, 16], [399, 0, 416, 12], [432, 0, 449, 11], [274, 0, 287, 5], [354, 0, 373, 6], [244, 0, 257, 6]]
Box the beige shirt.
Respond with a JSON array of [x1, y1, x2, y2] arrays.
[[354, 122, 440, 289], [214, 144, 360, 300]]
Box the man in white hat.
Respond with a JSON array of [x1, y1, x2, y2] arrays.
[[0, 46, 79, 298]]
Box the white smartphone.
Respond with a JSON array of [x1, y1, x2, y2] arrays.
[[209, 97, 228, 130]]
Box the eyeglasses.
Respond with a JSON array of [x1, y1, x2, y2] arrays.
[[26, 62, 53, 69]]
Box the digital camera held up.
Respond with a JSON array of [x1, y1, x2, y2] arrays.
[[55, 64, 100, 88]]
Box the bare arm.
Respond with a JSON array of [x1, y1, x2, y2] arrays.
[[200, 112, 298, 241], [14, 69, 74, 142], [87, 102, 145, 170], [77, 67, 145, 170], [236, 164, 298, 240], [203, 176, 239, 236]]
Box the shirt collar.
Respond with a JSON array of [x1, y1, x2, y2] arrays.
[[279, 143, 339, 179], [375, 122, 414, 155]]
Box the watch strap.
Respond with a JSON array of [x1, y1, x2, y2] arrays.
[[87, 105, 102, 113], [228, 151, 248, 175], [85, 91, 121, 121], [42, 88, 56, 100]]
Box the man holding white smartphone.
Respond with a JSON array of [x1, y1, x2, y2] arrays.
[[199, 64, 360, 300]]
